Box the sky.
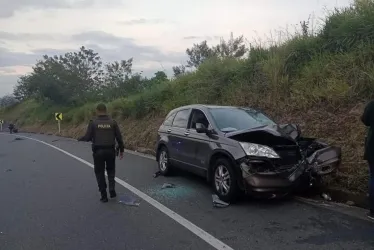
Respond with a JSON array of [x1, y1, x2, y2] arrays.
[[0, 0, 353, 96]]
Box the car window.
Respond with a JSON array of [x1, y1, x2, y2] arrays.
[[163, 112, 176, 126], [209, 107, 276, 132], [189, 109, 209, 129], [172, 109, 191, 128]]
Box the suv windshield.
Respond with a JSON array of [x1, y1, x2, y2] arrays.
[[209, 107, 276, 132]]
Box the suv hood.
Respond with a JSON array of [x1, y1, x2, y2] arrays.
[[225, 124, 299, 143]]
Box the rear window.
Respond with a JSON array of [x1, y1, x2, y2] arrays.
[[163, 112, 176, 126], [172, 109, 190, 128]]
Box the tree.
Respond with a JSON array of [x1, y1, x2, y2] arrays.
[[175, 33, 248, 71], [13, 46, 106, 105], [213, 32, 248, 58], [152, 71, 168, 83], [172, 65, 186, 77], [103, 58, 134, 98], [0, 95, 18, 107], [185, 40, 216, 68], [13, 75, 34, 101]]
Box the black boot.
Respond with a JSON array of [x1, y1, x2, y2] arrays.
[[109, 190, 117, 198], [100, 191, 108, 203]]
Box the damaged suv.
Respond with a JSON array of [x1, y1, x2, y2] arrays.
[[156, 105, 341, 202]]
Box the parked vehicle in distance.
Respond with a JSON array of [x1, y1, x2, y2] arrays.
[[155, 105, 341, 202]]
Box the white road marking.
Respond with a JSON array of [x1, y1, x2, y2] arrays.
[[0, 133, 234, 250]]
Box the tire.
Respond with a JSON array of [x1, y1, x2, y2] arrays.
[[157, 146, 172, 176], [211, 158, 239, 203]]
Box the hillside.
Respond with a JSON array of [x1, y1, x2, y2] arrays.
[[2, 0, 374, 195]]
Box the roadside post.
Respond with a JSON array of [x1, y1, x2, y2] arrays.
[[55, 113, 63, 134], [0, 120, 3, 131]]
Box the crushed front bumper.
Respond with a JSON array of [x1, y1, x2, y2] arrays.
[[237, 146, 341, 196], [238, 158, 307, 195]]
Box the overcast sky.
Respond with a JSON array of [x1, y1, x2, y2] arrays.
[[0, 0, 353, 96]]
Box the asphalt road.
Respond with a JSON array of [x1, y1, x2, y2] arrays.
[[0, 132, 373, 250]]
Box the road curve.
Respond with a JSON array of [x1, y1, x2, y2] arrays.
[[0, 132, 373, 250]]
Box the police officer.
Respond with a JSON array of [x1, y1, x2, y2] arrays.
[[77, 103, 125, 203]]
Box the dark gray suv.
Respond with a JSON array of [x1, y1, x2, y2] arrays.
[[155, 105, 341, 202]]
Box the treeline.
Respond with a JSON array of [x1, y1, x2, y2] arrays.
[[10, 0, 374, 109], [13, 49, 169, 106], [12, 32, 248, 107]]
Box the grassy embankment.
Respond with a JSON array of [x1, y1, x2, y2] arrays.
[[2, 1, 374, 196]]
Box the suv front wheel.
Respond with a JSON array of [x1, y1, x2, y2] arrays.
[[211, 158, 239, 203]]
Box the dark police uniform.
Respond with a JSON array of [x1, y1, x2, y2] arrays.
[[78, 115, 124, 201]]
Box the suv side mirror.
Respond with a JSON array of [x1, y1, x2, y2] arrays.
[[195, 123, 208, 133]]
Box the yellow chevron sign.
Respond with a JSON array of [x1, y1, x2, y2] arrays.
[[55, 113, 63, 121]]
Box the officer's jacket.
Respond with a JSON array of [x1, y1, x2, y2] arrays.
[[78, 115, 125, 152], [361, 100, 374, 163]]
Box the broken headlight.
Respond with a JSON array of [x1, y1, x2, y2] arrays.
[[239, 142, 280, 159]]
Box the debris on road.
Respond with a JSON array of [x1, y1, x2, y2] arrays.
[[145, 185, 196, 201], [212, 194, 230, 208], [52, 139, 76, 142], [321, 193, 332, 201], [161, 183, 176, 189], [153, 171, 161, 178], [346, 200, 355, 206], [9, 137, 25, 143], [118, 194, 140, 207], [5, 169, 12, 172]]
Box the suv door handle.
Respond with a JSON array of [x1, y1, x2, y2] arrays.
[[184, 131, 190, 136], [167, 129, 171, 133]]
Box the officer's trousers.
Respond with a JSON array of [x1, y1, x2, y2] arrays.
[[93, 148, 116, 193]]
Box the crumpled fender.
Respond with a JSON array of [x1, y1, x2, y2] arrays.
[[306, 144, 341, 175]]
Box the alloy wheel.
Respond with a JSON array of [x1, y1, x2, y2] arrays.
[[159, 150, 168, 172], [214, 165, 231, 196]]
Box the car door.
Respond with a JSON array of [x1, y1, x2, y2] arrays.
[[168, 108, 191, 167], [157, 111, 177, 153], [183, 109, 212, 174]]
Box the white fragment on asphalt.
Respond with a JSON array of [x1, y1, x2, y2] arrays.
[[118, 194, 140, 207], [346, 200, 355, 206], [212, 194, 230, 208], [161, 183, 176, 189], [321, 193, 332, 201]]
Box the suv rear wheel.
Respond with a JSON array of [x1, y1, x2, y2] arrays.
[[158, 146, 172, 176], [211, 157, 239, 203]]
